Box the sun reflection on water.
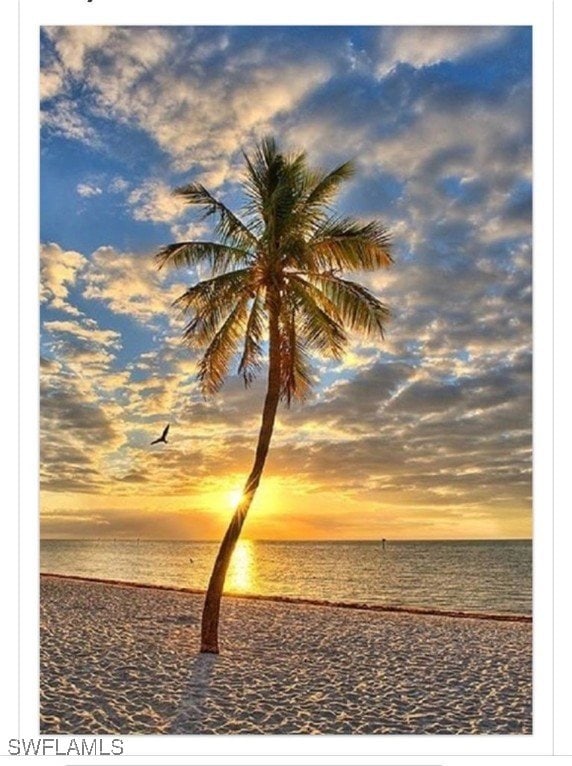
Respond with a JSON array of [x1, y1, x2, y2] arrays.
[[227, 539, 254, 593]]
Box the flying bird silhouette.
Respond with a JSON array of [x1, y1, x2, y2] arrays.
[[151, 424, 170, 445]]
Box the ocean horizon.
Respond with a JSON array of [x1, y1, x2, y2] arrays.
[[40, 538, 532, 616]]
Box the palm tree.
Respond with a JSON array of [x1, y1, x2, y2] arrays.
[[156, 138, 392, 653]]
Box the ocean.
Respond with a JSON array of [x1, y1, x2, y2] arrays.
[[40, 538, 532, 616]]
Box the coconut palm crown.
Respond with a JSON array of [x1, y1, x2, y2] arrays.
[[156, 137, 393, 653]]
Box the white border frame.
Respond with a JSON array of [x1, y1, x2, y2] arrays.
[[5, 0, 564, 762]]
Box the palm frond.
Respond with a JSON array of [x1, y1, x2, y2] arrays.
[[301, 272, 391, 339], [279, 303, 314, 404], [197, 296, 250, 395], [242, 139, 310, 250], [237, 293, 265, 387], [303, 161, 355, 214], [175, 268, 255, 346], [309, 216, 393, 271], [287, 275, 347, 358], [174, 183, 258, 250], [156, 241, 253, 275]]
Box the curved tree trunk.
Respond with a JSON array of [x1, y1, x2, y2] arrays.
[[200, 300, 282, 653]]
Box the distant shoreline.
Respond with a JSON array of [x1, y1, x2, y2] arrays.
[[40, 572, 532, 623]]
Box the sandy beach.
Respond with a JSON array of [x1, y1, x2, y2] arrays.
[[40, 574, 532, 735]]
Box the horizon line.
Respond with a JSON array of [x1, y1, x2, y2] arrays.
[[40, 536, 533, 543]]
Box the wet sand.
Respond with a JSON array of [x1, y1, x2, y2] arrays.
[[40, 574, 532, 735]]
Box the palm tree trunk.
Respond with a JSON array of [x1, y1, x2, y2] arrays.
[[200, 300, 282, 653]]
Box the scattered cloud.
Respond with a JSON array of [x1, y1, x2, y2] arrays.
[[377, 27, 510, 76], [77, 182, 102, 197], [41, 27, 333, 178], [40, 100, 99, 145], [80, 245, 187, 325], [39, 63, 65, 100], [43, 25, 114, 74], [127, 180, 187, 222], [43, 319, 122, 349], [40, 243, 86, 316], [108, 176, 130, 193]]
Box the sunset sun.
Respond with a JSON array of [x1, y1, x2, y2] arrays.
[[227, 489, 243, 508]]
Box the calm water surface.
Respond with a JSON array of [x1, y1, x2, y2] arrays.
[[40, 539, 531, 616]]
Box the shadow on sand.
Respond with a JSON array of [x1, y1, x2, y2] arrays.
[[168, 652, 218, 733]]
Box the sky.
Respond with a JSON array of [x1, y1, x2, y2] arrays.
[[39, 25, 532, 541]]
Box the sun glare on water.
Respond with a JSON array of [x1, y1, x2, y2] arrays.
[[227, 539, 254, 593]]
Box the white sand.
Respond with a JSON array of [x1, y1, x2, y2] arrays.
[[40, 575, 532, 735]]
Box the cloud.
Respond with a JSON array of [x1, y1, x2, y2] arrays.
[[39, 64, 65, 100], [169, 221, 211, 241], [377, 27, 510, 76], [40, 100, 99, 144], [40, 243, 86, 316], [366, 95, 530, 185], [40, 504, 224, 540], [41, 27, 333, 178], [40, 327, 127, 495], [271, 351, 531, 513], [40, 387, 124, 494], [80, 245, 187, 325], [43, 26, 114, 74], [108, 176, 130, 193], [77, 182, 102, 197], [127, 180, 186, 222], [43, 319, 122, 350]]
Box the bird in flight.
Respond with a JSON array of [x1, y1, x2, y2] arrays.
[[151, 424, 170, 445]]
